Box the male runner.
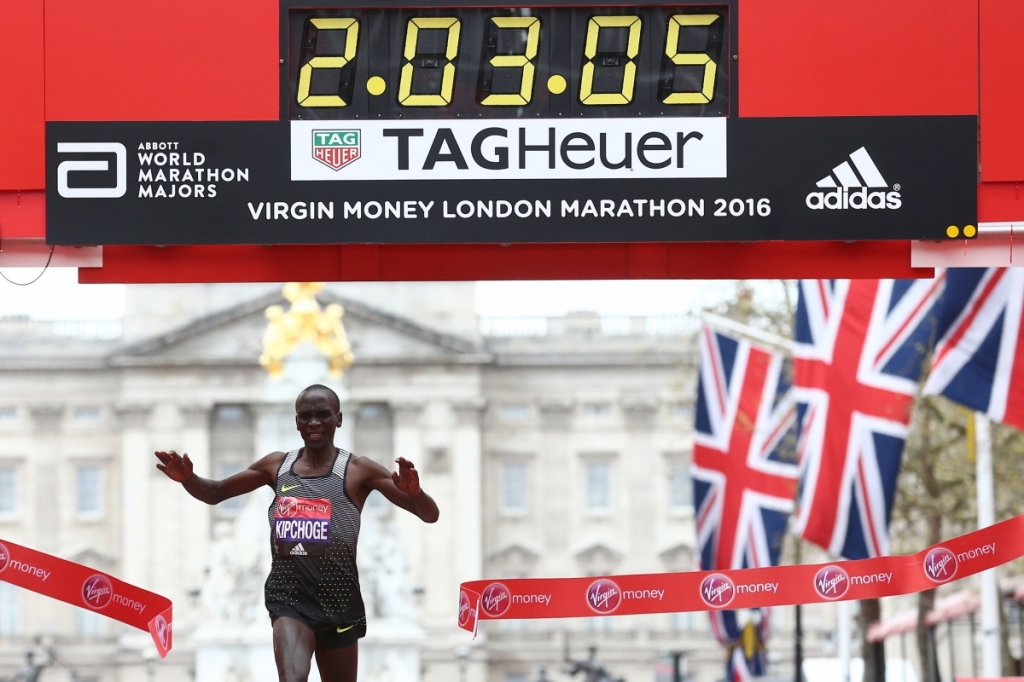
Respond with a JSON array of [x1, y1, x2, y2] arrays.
[[155, 384, 439, 682]]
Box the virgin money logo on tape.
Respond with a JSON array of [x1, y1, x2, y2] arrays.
[[924, 547, 958, 583], [0, 542, 7, 572], [154, 614, 171, 649], [83, 574, 113, 609], [458, 591, 474, 627], [481, 583, 511, 617], [700, 574, 735, 608], [814, 566, 849, 600], [587, 579, 621, 614]]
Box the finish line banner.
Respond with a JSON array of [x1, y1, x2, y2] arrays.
[[458, 514, 1024, 633], [0, 539, 173, 657]]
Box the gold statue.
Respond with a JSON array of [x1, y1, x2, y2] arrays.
[[259, 282, 355, 378]]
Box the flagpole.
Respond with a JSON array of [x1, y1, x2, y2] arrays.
[[974, 412, 1002, 677], [838, 599, 852, 682]]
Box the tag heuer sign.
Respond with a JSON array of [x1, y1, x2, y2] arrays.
[[312, 130, 359, 171]]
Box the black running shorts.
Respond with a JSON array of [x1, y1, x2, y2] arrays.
[[268, 605, 366, 649]]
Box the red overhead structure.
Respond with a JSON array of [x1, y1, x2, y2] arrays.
[[1, 0, 1021, 282]]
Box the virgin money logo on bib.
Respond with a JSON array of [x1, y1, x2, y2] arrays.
[[275, 497, 331, 545], [83, 574, 113, 609], [458, 591, 473, 627], [587, 579, 621, 614], [814, 566, 849, 600], [924, 547, 957, 583], [481, 583, 511, 617], [0, 542, 8, 573], [700, 574, 735, 608]]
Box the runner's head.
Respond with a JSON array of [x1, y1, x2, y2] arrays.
[[295, 385, 342, 445], [297, 384, 341, 412]]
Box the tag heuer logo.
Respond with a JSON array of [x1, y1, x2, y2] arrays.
[[312, 130, 360, 171]]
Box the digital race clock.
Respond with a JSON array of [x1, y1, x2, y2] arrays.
[[43, 0, 976, 246], [284, 4, 731, 120]]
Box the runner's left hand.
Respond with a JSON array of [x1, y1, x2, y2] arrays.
[[392, 457, 421, 496]]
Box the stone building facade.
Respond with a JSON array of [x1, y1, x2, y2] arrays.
[[0, 283, 836, 682]]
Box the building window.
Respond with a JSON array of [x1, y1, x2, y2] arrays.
[[671, 611, 698, 632], [75, 607, 105, 636], [0, 582, 19, 635], [582, 403, 611, 418], [585, 462, 611, 512], [499, 405, 530, 421], [216, 405, 245, 421], [501, 462, 528, 514], [0, 467, 15, 516], [217, 463, 245, 514], [0, 408, 15, 421], [669, 459, 693, 510], [76, 466, 103, 519], [506, 673, 528, 682], [73, 407, 101, 421], [673, 402, 694, 422]]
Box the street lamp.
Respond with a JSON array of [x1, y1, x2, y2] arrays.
[[142, 645, 158, 682], [456, 646, 470, 682]]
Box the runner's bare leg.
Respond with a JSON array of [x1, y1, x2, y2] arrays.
[[273, 617, 317, 682], [314, 642, 359, 682]]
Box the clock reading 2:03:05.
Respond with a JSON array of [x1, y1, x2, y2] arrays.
[[287, 6, 730, 120]]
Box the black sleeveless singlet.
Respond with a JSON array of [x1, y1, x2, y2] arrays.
[[264, 448, 365, 625]]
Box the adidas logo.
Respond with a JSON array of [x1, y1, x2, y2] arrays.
[[805, 147, 901, 211], [290, 543, 308, 556]]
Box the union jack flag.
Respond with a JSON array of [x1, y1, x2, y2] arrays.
[[793, 279, 943, 559], [693, 325, 798, 679], [923, 268, 1024, 429]]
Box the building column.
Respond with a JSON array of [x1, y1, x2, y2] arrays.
[[537, 399, 575, 575], [28, 404, 65, 555], [389, 401, 426, 624], [450, 400, 484, 586], [176, 403, 212, 629], [116, 403, 154, 588], [622, 398, 659, 585]]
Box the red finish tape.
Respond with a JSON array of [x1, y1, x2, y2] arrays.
[[0, 538, 173, 657], [459, 514, 1024, 631]]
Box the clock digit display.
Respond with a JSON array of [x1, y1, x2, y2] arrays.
[[478, 16, 541, 106], [287, 5, 730, 119]]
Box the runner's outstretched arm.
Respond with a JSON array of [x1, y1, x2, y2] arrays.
[[353, 456, 439, 523], [155, 450, 281, 505]]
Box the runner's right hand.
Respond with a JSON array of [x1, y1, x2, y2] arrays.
[[155, 450, 193, 482]]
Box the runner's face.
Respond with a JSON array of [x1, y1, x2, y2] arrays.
[[295, 392, 340, 446]]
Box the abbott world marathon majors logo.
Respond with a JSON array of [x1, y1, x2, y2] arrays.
[[806, 147, 901, 211]]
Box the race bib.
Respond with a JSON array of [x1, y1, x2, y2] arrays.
[[274, 496, 331, 557]]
